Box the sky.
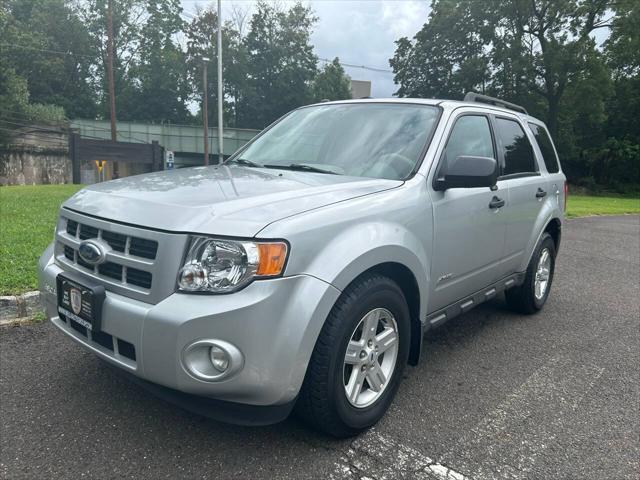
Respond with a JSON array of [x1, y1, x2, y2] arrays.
[[180, 0, 432, 97]]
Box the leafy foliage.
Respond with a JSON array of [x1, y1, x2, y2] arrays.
[[390, 0, 639, 191], [242, 1, 318, 128], [313, 58, 352, 102]]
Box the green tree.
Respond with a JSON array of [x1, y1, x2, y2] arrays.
[[392, 0, 612, 138], [185, 8, 248, 127], [118, 0, 190, 122], [605, 0, 640, 78], [390, 0, 628, 188], [243, 1, 318, 128], [82, 0, 146, 120], [1, 0, 96, 119], [390, 0, 491, 100], [313, 58, 351, 101]]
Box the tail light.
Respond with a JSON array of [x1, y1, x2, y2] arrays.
[[563, 181, 568, 212]]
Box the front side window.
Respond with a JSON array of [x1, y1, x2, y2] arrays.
[[528, 123, 559, 173], [235, 103, 441, 180], [442, 115, 494, 169], [495, 118, 537, 176]]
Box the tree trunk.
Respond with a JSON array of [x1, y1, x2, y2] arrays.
[[546, 94, 560, 140]]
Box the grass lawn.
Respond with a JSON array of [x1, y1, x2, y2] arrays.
[[0, 184, 638, 295], [566, 194, 640, 218], [1, 185, 83, 295]]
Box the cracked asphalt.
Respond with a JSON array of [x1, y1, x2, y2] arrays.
[[1, 215, 639, 479]]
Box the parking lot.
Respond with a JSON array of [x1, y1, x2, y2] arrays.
[[1, 215, 638, 480]]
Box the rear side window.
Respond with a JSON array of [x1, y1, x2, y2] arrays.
[[495, 118, 537, 176], [528, 123, 559, 173], [442, 115, 494, 166]]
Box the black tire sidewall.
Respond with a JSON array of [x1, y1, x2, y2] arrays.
[[328, 278, 411, 431], [529, 235, 556, 310]]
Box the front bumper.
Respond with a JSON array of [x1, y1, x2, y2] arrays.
[[39, 244, 341, 410]]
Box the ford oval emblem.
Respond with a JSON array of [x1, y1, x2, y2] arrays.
[[78, 240, 107, 265]]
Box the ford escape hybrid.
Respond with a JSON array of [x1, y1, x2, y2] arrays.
[[39, 93, 566, 437]]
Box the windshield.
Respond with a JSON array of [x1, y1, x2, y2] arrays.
[[234, 103, 441, 180]]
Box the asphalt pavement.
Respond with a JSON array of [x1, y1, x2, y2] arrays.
[[1, 215, 639, 480]]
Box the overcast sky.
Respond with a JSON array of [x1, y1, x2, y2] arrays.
[[180, 0, 431, 97]]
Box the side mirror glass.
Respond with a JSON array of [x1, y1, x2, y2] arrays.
[[434, 155, 498, 190]]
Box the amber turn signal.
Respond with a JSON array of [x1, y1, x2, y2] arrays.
[[257, 242, 288, 276]]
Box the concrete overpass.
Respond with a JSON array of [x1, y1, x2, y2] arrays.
[[70, 119, 260, 167]]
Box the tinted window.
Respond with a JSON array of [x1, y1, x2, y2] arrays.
[[238, 104, 440, 180], [528, 123, 559, 173], [442, 115, 494, 170], [495, 118, 537, 176]]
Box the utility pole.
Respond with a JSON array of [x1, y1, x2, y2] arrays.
[[106, 0, 117, 142], [106, 0, 118, 177], [217, 0, 224, 164], [202, 57, 210, 166]]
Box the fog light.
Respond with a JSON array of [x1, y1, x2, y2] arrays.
[[210, 345, 229, 372], [181, 339, 243, 381]]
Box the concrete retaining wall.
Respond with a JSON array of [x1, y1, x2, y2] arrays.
[[0, 127, 71, 185]]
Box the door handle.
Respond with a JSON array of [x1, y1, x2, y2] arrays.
[[536, 188, 547, 198], [489, 196, 505, 209]]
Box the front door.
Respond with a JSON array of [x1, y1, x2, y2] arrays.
[[429, 113, 507, 312]]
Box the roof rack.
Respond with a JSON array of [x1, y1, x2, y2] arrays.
[[463, 92, 528, 114]]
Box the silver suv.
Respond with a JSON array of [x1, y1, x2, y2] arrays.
[[39, 95, 566, 437]]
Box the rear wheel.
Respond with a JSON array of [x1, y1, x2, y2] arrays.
[[506, 232, 556, 314], [296, 274, 410, 437]]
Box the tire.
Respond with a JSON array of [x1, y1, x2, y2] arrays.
[[506, 232, 556, 314], [296, 273, 411, 438]]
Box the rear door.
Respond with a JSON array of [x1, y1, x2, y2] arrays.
[[428, 111, 507, 312], [527, 122, 566, 214], [493, 115, 548, 273]]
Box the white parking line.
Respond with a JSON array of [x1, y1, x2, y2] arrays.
[[330, 430, 471, 480], [330, 354, 604, 480]]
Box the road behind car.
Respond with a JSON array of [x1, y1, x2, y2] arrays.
[[1, 215, 638, 480]]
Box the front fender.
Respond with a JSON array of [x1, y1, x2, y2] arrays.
[[258, 181, 433, 323], [307, 225, 429, 318]]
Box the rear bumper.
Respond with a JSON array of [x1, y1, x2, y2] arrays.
[[39, 243, 341, 409]]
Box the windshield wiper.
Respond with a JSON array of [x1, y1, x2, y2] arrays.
[[226, 158, 263, 168], [263, 163, 338, 175]]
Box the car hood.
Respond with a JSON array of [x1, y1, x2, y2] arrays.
[[63, 165, 402, 237]]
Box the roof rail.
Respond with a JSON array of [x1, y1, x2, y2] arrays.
[[463, 92, 528, 114]]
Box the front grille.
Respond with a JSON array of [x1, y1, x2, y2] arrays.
[[101, 231, 127, 252], [57, 215, 158, 292], [71, 221, 158, 261], [98, 262, 123, 281], [59, 314, 136, 362], [79, 224, 99, 240], [126, 268, 152, 289], [55, 210, 188, 304], [129, 237, 158, 259]]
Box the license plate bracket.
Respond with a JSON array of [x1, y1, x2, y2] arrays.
[[57, 273, 106, 332]]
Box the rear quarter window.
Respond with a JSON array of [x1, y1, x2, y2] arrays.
[[528, 123, 560, 173]]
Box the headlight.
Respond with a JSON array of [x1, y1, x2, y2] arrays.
[[177, 237, 288, 293]]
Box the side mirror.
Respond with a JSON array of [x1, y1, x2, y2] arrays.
[[434, 155, 498, 191]]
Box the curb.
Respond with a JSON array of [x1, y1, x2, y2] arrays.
[[0, 316, 41, 327], [0, 291, 42, 323]]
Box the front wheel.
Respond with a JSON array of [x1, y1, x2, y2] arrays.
[[506, 232, 557, 314], [296, 274, 411, 437]]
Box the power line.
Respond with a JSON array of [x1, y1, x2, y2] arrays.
[[1, 42, 395, 76], [0, 43, 95, 58], [318, 57, 393, 74]]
